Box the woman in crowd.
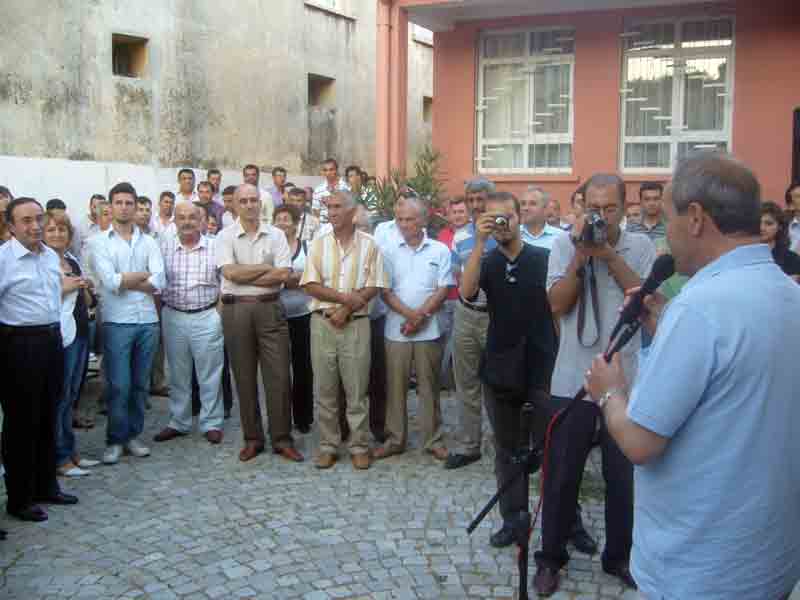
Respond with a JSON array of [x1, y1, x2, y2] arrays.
[[273, 205, 314, 434], [760, 201, 800, 280], [42, 210, 100, 477]]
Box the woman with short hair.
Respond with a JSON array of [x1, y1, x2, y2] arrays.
[[760, 201, 800, 279]]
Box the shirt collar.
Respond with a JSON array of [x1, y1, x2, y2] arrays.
[[10, 236, 45, 259], [177, 234, 209, 251], [235, 221, 271, 239], [106, 224, 143, 242], [523, 223, 559, 239], [684, 243, 772, 292], [398, 231, 430, 250]]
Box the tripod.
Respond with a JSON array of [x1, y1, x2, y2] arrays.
[[466, 319, 642, 600]]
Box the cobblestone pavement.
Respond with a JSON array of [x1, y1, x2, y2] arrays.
[[0, 381, 656, 599]]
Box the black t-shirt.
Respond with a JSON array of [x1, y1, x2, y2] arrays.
[[478, 244, 557, 392], [65, 255, 90, 339], [773, 245, 800, 277]]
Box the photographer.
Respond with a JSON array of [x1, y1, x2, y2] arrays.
[[533, 174, 655, 596], [460, 192, 557, 549]]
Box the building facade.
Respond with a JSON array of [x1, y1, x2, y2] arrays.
[[376, 0, 800, 205]]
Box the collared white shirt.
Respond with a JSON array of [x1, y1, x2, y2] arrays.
[[382, 234, 454, 342], [161, 234, 220, 311], [0, 237, 62, 326], [312, 178, 350, 223], [152, 215, 177, 239], [221, 212, 237, 229], [175, 190, 199, 204], [521, 223, 566, 251], [89, 225, 165, 324], [789, 218, 800, 249], [374, 219, 402, 248], [259, 187, 275, 225], [215, 221, 291, 296]]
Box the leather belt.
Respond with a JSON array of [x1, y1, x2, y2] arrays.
[[164, 302, 217, 314], [316, 310, 369, 321], [0, 322, 60, 336], [458, 296, 488, 313], [221, 293, 279, 305]]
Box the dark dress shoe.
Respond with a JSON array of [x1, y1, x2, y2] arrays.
[[570, 527, 598, 555], [443, 453, 481, 470], [35, 492, 78, 505], [604, 564, 637, 589], [0, 529, 7, 540], [533, 566, 560, 596], [204, 430, 223, 444], [8, 505, 48, 522], [489, 525, 514, 548], [238, 444, 264, 462], [224, 408, 231, 419], [296, 423, 311, 434], [153, 427, 187, 443], [274, 446, 304, 462]]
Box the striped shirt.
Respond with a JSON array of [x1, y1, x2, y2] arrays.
[[312, 178, 350, 223], [160, 234, 220, 311], [216, 221, 291, 296], [300, 229, 389, 316]]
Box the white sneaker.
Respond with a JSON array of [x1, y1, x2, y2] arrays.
[[61, 465, 91, 477], [76, 458, 101, 468], [125, 438, 150, 458], [103, 444, 123, 464]]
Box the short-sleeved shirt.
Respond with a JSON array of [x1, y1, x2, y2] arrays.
[[0, 238, 62, 326], [300, 229, 389, 317], [478, 244, 557, 392], [627, 244, 800, 600], [625, 218, 667, 243], [382, 235, 454, 342], [160, 234, 220, 311], [280, 240, 311, 319], [547, 230, 656, 397], [215, 221, 291, 296], [520, 223, 566, 251]]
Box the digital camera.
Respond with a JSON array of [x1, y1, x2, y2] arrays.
[[579, 211, 608, 245], [494, 215, 510, 230]]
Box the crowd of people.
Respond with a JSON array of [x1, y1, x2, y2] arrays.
[[0, 154, 799, 598]]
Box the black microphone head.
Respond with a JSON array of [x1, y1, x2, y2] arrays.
[[643, 254, 676, 293]]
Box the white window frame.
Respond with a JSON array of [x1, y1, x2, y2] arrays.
[[476, 26, 576, 175], [619, 15, 735, 175]]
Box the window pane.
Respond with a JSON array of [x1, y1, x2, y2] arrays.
[[533, 63, 571, 134], [623, 22, 675, 51], [677, 141, 728, 160], [483, 144, 524, 168], [624, 143, 671, 169], [683, 57, 728, 132], [623, 56, 673, 137], [531, 29, 575, 55], [482, 64, 527, 139], [682, 19, 732, 48], [530, 144, 572, 169], [483, 33, 525, 58]]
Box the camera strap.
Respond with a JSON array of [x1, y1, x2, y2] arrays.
[[577, 258, 601, 347]]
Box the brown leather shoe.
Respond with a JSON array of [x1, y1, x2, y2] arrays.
[[315, 453, 337, 469], [428, 446, 448, 461], [372, 446, 402, 460], [238, 443, 264, 462], [274, 446, 304, 462], [153, 427, 187, 443], [351, 453, 371, 470], [205, 430, 223, 445], [533, 566, 560, 597]]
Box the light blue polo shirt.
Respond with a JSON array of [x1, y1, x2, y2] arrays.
[[627, 243, 800, 600], [520, 223, 565, 250]]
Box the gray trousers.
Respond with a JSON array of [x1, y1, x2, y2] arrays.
[[452, 301, 489, 455]]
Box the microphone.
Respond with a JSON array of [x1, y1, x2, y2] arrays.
[[609, 254, 675, 343]]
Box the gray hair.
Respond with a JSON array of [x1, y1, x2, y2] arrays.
[[584, 173, 626, 206], [465, 176, 496, 194], [332, 189, 356, 209], [235, 183, 259, 201], [671, 151, 760, 236], [400, 195, 429, 221]]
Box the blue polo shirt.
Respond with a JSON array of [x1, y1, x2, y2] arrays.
[[520, 223, 565, 251], [627, 244, 800, 600]]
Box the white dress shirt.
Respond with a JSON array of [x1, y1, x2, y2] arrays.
[[0, 238, 62, 326], [89, 226, 165, 324]]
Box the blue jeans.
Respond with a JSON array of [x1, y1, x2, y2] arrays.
[[56, 335, 89, 466], [103, 323, 159, 445]]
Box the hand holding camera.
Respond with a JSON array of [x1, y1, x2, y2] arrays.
[[476, 211, 512, 242], [571, 211, 615, 261]]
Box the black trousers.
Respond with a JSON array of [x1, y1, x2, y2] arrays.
[[535, 396, 633, 571], [288, 314, 313, 429], [0, 326, 62, 512]]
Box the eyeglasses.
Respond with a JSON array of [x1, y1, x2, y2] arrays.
[[505, 262, 519, 284]]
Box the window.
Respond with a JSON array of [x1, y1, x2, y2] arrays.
[[476, 28, 575, 174], [423, 96, 433, 124], [620, 17, 734, 172], [112, 34, 148, 78], [308, 74, 335, 107]]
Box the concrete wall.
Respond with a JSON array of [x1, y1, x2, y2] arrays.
[[0, 0, 433, 210]]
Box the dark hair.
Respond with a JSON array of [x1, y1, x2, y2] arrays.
[[288, 187, 306, 198], [243, 164, 259, 175], [785, 182, 800, 206], [284, 182, 295, 189], [90, 193, 105, 203], [136, 196, 152, 207], [6, 197, 43, 224], [761, 201, 790, 252], [571, 183, 586, 207], [449, 195, 467, 208], [193, 202, 210, 219], [486, 191, 520, 216], [271, 166, 287, 177], [177, 168, 195, 180], [273, 205, 300, 224], [584, 174, 626, 206], [109, 182, 138, 204], [0, 185, 14, 200], [639, 182, 664, 198], [46, 198, 67, 211], [197, 181, 213, 193], [159, 190, 175, 202], [345, 165, 361, 178], [222, 185, 237, 196], [207, 168, 221, 178], [323, 158, 338, 170], [671, 151, 760, 236]]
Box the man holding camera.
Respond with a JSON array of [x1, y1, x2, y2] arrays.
[[460, 192, 557, 551], [533, 174, 655, 596]]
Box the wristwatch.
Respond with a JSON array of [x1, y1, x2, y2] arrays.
[[598, 387, 624, 409]]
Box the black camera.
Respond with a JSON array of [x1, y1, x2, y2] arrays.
[[494, 215, 510, 230], [579, 211, 608, 245]]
